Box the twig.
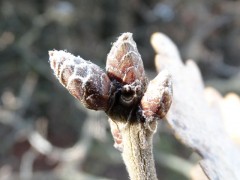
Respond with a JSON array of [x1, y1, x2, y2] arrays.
[[20, 149, 37, 180], [28, 112, 94, 165], [110, 120, 158, 180], [49, 33, 173, 180]]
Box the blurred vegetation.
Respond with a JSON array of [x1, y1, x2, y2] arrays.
[[0, 0, 239, 179]]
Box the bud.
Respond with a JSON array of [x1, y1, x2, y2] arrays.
[[106, 33, 147, 88], [105, 33, 148, 121], [49, 50, 111, 111], [141, 70, 173, 120]]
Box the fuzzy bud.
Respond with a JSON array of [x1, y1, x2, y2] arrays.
[[49, 50, 111, 111], [106, 33, 147, 88], [105, 33, 148, 121], [141, 70, 173, 120]]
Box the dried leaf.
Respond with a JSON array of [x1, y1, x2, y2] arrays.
[[205, 89, 240, 145], [221, 93, 240, 144], [151, 32, 240, 179]]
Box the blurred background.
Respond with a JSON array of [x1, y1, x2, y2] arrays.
[[0, 0, 240, 179]]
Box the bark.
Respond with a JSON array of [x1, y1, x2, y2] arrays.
[[110, 120, 158, 180]]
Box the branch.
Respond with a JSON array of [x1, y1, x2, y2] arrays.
[[49, 33, 173, 180], [109, 120, 158, 180]]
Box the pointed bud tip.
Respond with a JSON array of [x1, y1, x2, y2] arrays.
[[48, 50, 54, 57], [118, 32, 133, 42]]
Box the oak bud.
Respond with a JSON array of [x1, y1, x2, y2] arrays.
[[141, 70, 173, 120], [49, 50, 111, 111], [105, 33, 148, 121], [106, 32, 147, 88]]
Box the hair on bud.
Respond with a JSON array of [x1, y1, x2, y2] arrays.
[[106, 33, 147, 88], [49, 50, 111, 111], [105, 33, 148, 122]]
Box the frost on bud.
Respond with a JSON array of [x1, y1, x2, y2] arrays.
[[141, 70, 173, 120], [49, 50, 111, 111], [106, 33, 147, 88]]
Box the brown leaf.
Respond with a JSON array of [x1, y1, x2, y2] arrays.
[[151, 32, 240, 180]]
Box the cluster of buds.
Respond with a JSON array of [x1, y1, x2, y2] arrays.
[[49, 33, 173, 123]]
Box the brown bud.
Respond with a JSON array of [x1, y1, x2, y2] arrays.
[[49, 50, 111, 111], [106, 33, 147, 88], [105, 33, 148, 121], [141, 70, 172, 120]]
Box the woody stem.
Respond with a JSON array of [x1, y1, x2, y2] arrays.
[[120, 121, 158, 180]]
